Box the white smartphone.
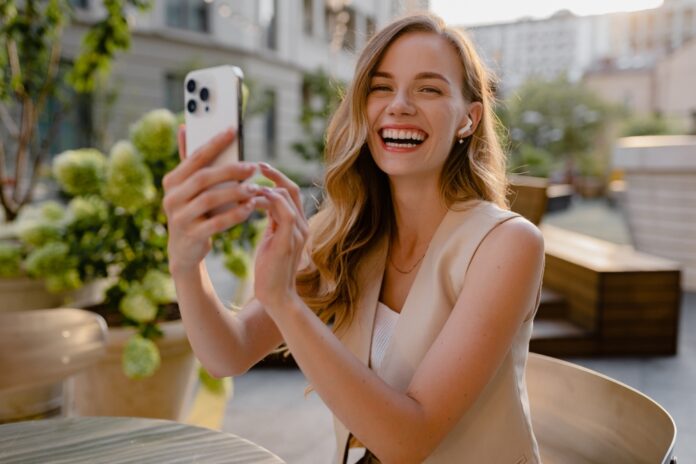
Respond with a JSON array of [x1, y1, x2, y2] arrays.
[[183, 65, 244, 163]]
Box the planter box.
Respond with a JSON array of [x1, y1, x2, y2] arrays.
[[67, 319, 197, 421], [613, 135, 696, 291], [0, 277, 111, 312]]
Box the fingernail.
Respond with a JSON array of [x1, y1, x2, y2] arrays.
[[245, 183, 259, 193], [260, 162, 271, 170], [261, 187, 272, 194]]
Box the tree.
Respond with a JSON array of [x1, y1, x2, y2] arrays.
[[0, 0, 151, 222], [501, 76, 618, 182], [291, 68, 345, 165]]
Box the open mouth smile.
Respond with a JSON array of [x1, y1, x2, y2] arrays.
[[379, 128, 428, 149]]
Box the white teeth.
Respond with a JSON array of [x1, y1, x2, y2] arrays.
[[381, 128, 426, 141], [386, 142, 417, 148]]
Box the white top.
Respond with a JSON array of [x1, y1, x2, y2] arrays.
[[347, 302, 400, 464], [370, 302, 400, 372]]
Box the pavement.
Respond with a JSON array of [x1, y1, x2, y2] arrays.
[[205, 197, 694, 463]]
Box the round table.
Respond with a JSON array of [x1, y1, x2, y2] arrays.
[[0, 417, 285, 463]]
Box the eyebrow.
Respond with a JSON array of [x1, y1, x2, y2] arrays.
[[372, 71, 451, 85]]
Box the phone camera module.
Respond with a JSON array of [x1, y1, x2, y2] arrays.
[[200, 87, 210, 101], [187, 99, 197, 113], [186, 79, 196, 93]]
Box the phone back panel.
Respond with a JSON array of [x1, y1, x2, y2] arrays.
[[184, 65, 243, 163]]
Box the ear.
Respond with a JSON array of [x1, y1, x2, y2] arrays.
[[458, 101, 484, 136]]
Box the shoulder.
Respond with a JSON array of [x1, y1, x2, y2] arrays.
[[472, 215, 545, 276], [486, 215, 544, 253]]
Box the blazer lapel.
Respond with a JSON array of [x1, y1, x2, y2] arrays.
[[335, 234, 388, 365]]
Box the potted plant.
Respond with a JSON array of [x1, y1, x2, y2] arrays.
[[0, 108, 262, 419]]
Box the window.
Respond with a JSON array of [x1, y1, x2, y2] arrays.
[[259, 0, 278, 50], [366, 16, 376, 41], [325, 6, 356, 51], [37, 62, 93, 157], [263, 90, 277, 159], [69, 0, 89, 9], [164, 73, 185, 114], [165, 0, 209, 33], [303, 0, 314, 36]]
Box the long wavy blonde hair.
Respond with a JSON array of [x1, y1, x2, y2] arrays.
[[296, 13, 509, 332]]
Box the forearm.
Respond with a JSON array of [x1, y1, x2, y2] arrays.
[[271, 298, 429, 463], [172, 261, 256, 377]]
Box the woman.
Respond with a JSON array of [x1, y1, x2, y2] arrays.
[[163, 13, 544, 464]]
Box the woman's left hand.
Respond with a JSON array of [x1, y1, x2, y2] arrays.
[[253, 163, 309, 314]]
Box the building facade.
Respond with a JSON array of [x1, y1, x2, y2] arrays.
[[465, 0, 696, 97], [59, 0, 428, 175]]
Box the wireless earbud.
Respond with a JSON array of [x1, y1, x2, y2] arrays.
[[457, 119, 473, 142], [461, 119, 472, 134]]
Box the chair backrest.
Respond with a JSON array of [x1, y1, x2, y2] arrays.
[[0, 308, 107, 422], [526, 353, 676, 464], [507, 175, 549, 226]]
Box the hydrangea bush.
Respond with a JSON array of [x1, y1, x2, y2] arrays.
[[0, 108, 262, 379]]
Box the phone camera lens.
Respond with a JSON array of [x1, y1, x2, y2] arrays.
[[200, 87, 209, 101], [186, 79, 196, 93], [187, 99, 197, 113]]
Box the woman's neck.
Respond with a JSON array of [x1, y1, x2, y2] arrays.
[[389, 179, 448, 256]]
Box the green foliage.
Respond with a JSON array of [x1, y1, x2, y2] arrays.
[[17, 221, 63, 248], [291, 69, 345, 165], [0, 0, 152, 221], [142, 269, 177, 305], [122, 334, 160, 379], [120, 285, 158, 323], [130, 109, 178, 164], [24, 242, 81, 292], [104, 141, 156, 212], [223, 245, 251, 279], [41, 201, 66, 222], [0, 242, 22, 277], [620, 113, 681, 137], [198, 365, 228, 394], [509, 144, 554, 178], [2, 107, 260, 379], [52, 149, 108, 196], [502, 76, 618, 179]]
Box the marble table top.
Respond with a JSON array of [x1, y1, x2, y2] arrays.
[[0, 417, 285, 463]]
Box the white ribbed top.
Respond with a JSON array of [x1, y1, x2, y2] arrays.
[[370, 302, 400, 371]]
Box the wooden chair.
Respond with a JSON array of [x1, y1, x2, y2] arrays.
[[508, 175, 549, 226], [526, 353, 677, 464], [0, 308, 107, 423]]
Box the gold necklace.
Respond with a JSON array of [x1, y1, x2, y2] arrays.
[[388, 247, 426, 274]]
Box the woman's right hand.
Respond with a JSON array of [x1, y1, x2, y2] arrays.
[[162, 125, 259, 276]]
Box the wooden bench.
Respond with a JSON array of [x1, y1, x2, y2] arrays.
[[531, 225, 682, 356]]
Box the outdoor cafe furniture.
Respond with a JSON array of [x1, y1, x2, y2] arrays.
[[0, 308, 107, 423], [527, 353, 677, 464], [531, 224, 681, 357], [0, 416, 285, 463]]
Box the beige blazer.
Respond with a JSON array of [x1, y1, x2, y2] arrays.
[[332, 200, 542, 464]]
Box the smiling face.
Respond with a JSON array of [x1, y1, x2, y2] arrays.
[[366, 31, 471, 182]]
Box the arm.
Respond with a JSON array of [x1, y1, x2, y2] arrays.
[[172, 262, 282, 377], [163, 126, 283, 377], [254, 190, 544, 464]]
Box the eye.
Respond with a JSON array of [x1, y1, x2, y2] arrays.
[[419, 86, 442, 94], [369, 84, 391, 93]]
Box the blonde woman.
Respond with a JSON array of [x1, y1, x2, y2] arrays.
[[163, 13, 544, 464]]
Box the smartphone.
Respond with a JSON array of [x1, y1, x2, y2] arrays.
[[184, 65, 244, 163]]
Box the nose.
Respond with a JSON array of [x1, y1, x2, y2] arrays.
[[386, 90, 415, 116]]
